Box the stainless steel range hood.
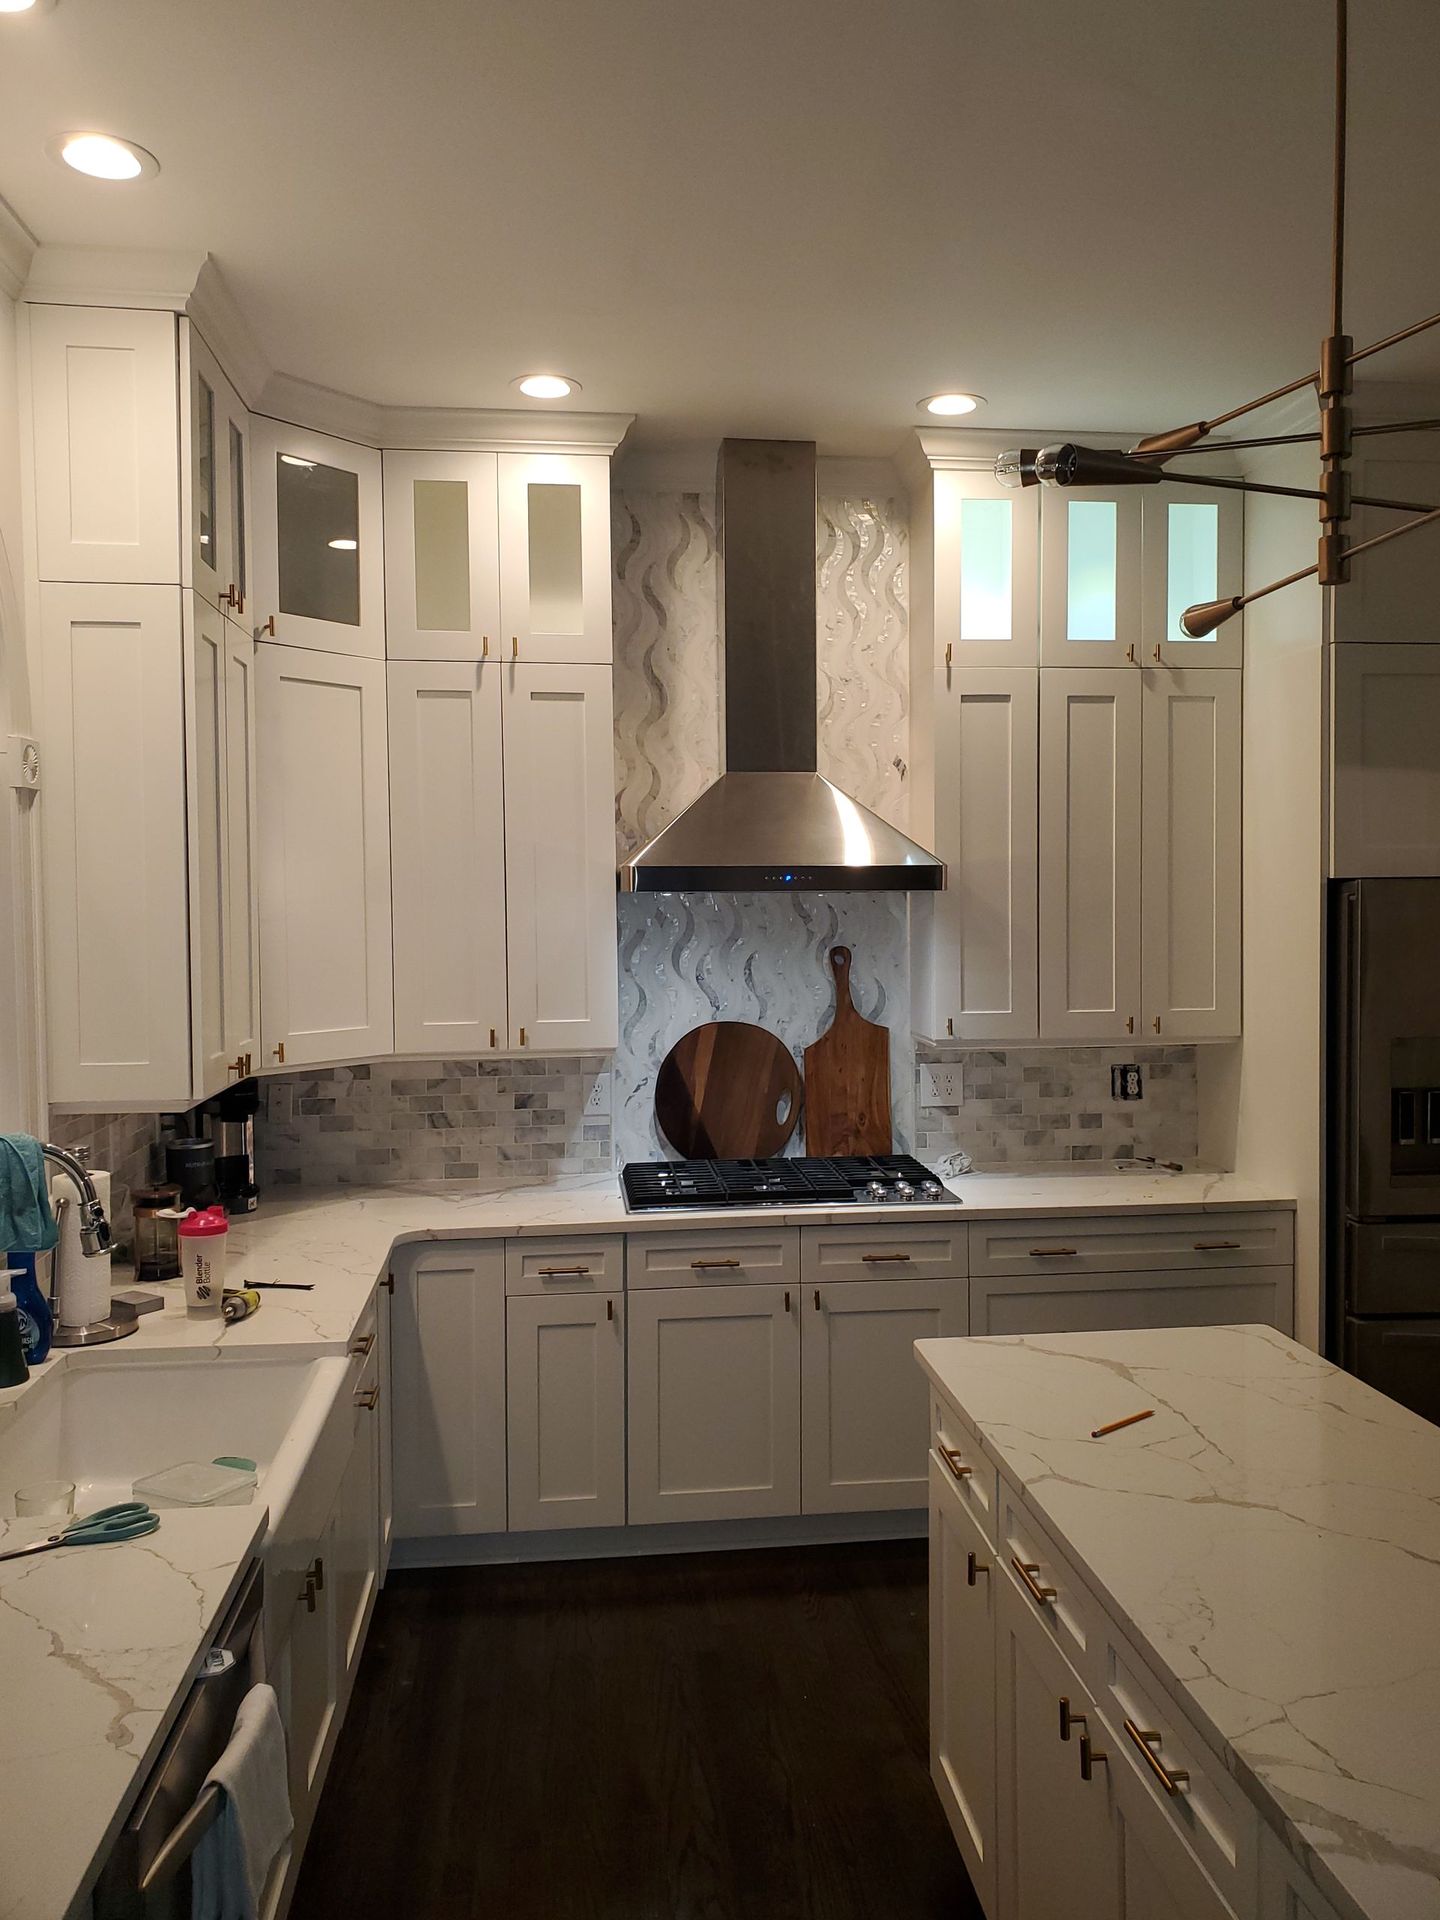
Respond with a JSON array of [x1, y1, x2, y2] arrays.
[[623, 439, 944, 893]]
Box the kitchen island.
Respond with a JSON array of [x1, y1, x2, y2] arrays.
[[917, 1323, 1440, 1920]]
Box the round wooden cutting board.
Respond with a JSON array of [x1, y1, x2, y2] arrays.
[[654, 1021, 803, 1159]]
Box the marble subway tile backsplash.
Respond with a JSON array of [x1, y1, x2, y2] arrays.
[[255, 1058, 613, 1190], [914, 1045, 1198, 1169], [44, 1110, 167, 1249]]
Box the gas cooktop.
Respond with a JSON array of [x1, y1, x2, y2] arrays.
[[620, 1154, 956, 1213]]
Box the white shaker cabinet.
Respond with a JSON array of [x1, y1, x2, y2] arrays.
[[932, 468, 1039, 668], [39, 582, 192, 1105], [801, 1276, 967, 1513], [1040, 486, 1143, 669], [506, 1291, 626, 1531], [256, 646, 393, 1069], [1039, 668, 1142, 1040], [915, 668, 1039, 1043], [1141, 483, 1244, 671], [627, 1284, 801, 1525], [387, 660, 508, 1056], [182, 320, 251, 620], [1141, 669, 1241, 1039], [502, 663, 619, 1051], [252, 419, 385, 658], [497, 452, 613, 664], [390, 1241, 507, 1538], [25, 304, 181, 585], [383, 449, 501, 660], [930, 1451, 999, 1914], [222, 619, 262, 1078]]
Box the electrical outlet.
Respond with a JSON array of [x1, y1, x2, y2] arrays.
[[584, 1071, 612, 1118], [1111, 1064, 1144, 1102], [921, 1063, 963, 1107]]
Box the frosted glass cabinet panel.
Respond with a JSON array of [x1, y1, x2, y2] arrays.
[[382, 450, 501, 660], [1040, 487, 1142, 666], [252, 419, 384, 657], [1142, 483, 1244, 668], [497, 453, 613, 663], [934, 471, 1038, 666], [182, 322, 250, 620]]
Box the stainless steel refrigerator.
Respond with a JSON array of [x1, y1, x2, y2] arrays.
[[1332, 877, 1440, 1422]]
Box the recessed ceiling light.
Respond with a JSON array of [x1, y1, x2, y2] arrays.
[[328, 538, 358, 551], [513, 373, 580, 401], [1, 0, 57, 15], [919, 392, 984, 418], [48, 131, 158, 180]]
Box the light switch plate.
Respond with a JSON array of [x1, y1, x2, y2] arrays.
[[921, 1063, 962, 1107], [584, 1070, 612, 1118]]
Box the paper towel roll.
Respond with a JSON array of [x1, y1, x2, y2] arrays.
[[50, 1169, 112, 1328]]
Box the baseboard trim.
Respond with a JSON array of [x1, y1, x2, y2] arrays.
[[390, 1507, 928, 1570]]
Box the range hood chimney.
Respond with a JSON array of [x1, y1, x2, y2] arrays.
[[623, 439, 945, 893]]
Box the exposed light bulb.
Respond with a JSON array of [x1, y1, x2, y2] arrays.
[[919, 392, 983, 417], [994, 449, 1040, 490], [514, 373, 580, 400], [56, 132, 155, 180]]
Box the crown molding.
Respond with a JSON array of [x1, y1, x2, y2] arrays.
[[257, 369, 633, 455], [22, 243, 208, 310], [0, 196, 36, 303], [186, 255, 271, 410]]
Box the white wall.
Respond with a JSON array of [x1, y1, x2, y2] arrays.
[[1206, 439, 1326, 1346]]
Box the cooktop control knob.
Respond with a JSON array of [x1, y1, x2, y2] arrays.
[[918, 1179, 943, 1200], [893, 1180, 915, 1202]]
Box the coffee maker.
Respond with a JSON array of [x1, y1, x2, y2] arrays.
[[198, 1080, 260, 1214]]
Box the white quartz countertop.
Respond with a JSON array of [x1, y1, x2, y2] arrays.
[[916, 1324, 1440, 1920], [0, 1503, 267, 1920]]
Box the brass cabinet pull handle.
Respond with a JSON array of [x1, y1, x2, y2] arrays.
[[482, 636, 489, 659], [966, 1551, 989, 1586], [691, 1258, 741, 1270], [1029, 1246, 1078, 1258], [489, 1027, 497, 1049], [518, 1027, 527, 1047], [1059, 1696, 1086, 1742], [814, 1288, 822, 1311], [383, 1271, 395, 1295], [945, 642, 953, 671], [511, 636, 519, 659], [228, 1054, 247, 1077], [939, 1445, 973, 1483], [861, 1251, 911, 1264], [1079, 1731, 1108, 1781], [260, 614, 276, 638], [1011, 1557, 1057, 1607], [354, 1384, 380, 1410], [1123, 1719, 1190, 1795], [311, 1556, 325, 1593], [784, 1289, 791, 1313], [349, 1333, 375, 1357], [1193, 1240, 1241, 1251], [537, 1266, 591, 1276], [1126, 1015, 1135, 1034], [606, 1298, 614, 1322], [1153, 1016, 1162, 1034], [272, 1041, 286, 1064], [302, 1575, 317, 1613], [1126, 643, 1137, 665], [1152, 644, 1162, 664]]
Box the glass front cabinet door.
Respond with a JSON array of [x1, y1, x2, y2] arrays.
[[1141, 482, 1244, 669], [497, 453, 613, 665], [1040, 487, 1143, 667], [382, 450, 502, 661], [934, 471, 1039, 667], [252, 419, 385, 658], [182, 323, 251, 624]]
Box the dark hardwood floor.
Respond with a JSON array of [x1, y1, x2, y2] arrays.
[[293, 1539, 982, 1920]]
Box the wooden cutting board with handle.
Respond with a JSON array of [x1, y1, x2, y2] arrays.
[[803, 946, 893, 1155], [654, 1020, 802, 1160]]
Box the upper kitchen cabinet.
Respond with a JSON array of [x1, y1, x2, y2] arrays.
[[1334, 429, 1440, 645], [383, 450, 501, 660], [1141, 482, 1244, 669], [257, 645, 394, 1068], [182, 320, 251, 621], [252, 419, 385, 658], [1039, 487, 1143, 668], [503, 664, 619, 1051], [497, 453, 613, 663], [931, 469, 1039, 668], [25, 304, 180, 585]]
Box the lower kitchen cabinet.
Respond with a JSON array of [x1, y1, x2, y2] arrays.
[[627, 1284, 801, 1525], [971, 1264, 1293, 1339], [801, 1276, 967, 1512], [506, 1291, 626, 1530], [390, 1241, 507, 1537], [331, 1341, 382, 1688], [930, 1451, 999, 1913], [283, 1505, 338, 1825]]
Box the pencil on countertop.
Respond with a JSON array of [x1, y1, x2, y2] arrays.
[[1090, 1408, 1155, 1439]]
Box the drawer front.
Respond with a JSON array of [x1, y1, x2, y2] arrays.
[[999, 1479, 1098, 1682], [1103, 1640, 1258, 1910], [969, 1209, 1294, 1278], [802, 1220, 967, 1285], [626, 1227, 800, 1289], [505, 1236, 625, 1295], [971, 1264, 1294, 1340], [931, 1394, 997, 1546]]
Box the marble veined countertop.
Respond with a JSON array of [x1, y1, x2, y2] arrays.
[[916, 1324, 1440, 1920], [0, 1504, 266, 1920]]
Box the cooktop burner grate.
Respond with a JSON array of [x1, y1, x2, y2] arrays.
[[620, 1154, 951, 1212]]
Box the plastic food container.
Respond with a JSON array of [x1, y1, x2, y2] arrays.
[[133, 1459, 258, 1508]]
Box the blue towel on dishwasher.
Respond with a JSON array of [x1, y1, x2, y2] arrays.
[[0, 1135, 58, 1253]]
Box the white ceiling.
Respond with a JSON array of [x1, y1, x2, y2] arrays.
[[1, 0, 1436, 453]]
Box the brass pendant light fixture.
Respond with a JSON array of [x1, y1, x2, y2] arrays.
[[995, 0, 1440, 638]]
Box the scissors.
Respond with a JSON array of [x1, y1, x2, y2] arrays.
[[0, 1500, 160, 1564]]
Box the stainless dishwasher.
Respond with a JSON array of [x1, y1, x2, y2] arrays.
[[93, 1556, 270, 1918]]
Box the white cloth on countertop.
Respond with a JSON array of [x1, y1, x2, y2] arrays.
[[191, 1682, 293, 1920]]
